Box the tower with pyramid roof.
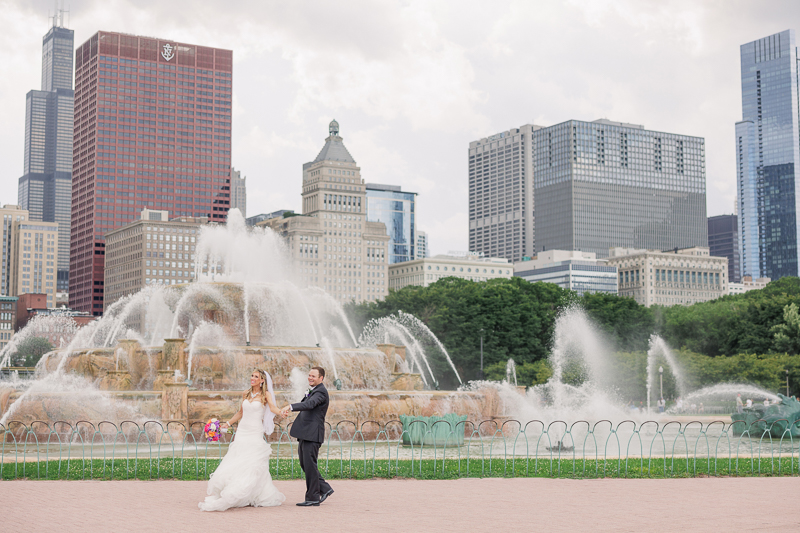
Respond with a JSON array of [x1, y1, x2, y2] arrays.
[[302, 119, 363, 216], [262, 120, 389, 303]]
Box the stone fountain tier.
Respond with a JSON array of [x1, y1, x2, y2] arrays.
[[39, 340, 422, 392], [0, 339, 497, 435], [0, 388, 502, 439]]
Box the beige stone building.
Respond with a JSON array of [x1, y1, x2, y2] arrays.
[[606, 246, 728, 307], [728, 275, 771, 295], [388, 253, 512, 290], [104, 209, 209, 309], [0, 205, 29, 296], [9, 221, 58, 308], [261, 120, 389, 303]]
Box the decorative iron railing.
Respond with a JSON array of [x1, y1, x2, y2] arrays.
[[2, 418, 799, 480]]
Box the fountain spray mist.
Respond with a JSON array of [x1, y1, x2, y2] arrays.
[[646, 334, 687, 413]]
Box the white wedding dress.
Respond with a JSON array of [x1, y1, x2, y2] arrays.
[[198, 398, 286, 511]]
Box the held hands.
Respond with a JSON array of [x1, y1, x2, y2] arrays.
[[280, 405, 292, 418]]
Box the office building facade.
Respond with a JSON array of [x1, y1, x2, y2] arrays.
[[366, 183, 416, 263], [737, 30, 800, 280], [263, 213, 388, 300], [104, 209, 207, 308], [606, 247, 727, 307], [708, 214, 741, 283], [10, 221, 59, 307], [534, 119, 707, 258], [0, 296, 18, 351], [71, 31, 232, 315], [728, 275, 771, 295], [514, 250, 618, 296], [18, 20, 74, 294], [415, 230, 428, 259], [0, 206, 29, 296], [230, 167, 247, 218], [469, 126, 536, 262], [388, 254, 512, 290], [266, 120, 389, 303]]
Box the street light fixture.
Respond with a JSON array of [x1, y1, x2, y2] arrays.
[[659, 366, 664, 406], [787, 369, 790, 397]]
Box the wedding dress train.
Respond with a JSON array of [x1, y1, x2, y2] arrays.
[[198, 398, 285, 511]]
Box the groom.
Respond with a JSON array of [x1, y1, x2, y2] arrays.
[[281, 366, 333, 507]]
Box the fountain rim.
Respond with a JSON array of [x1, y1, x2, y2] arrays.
[[47, 344, 386, 352]]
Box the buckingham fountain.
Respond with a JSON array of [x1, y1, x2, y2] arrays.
[[0, 210, 499, 436], [2, 209, 796, 455]]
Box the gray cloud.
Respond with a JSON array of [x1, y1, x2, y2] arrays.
[[1, 0, 798, 255]]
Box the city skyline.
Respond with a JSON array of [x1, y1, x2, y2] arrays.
[[1, 1, 799, 257]]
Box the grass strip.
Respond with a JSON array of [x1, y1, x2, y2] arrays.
[[1, 457, 798, 481]]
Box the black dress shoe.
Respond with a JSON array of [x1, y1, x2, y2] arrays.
[[320, 489, 334, 503], [296, 500, 320, 507]]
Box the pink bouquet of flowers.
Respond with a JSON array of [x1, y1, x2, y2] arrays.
[[204, 418, 224, 442]]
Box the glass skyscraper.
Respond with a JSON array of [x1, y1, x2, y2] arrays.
[[534, 119, 707, 258], [366, 184, 416, 263], [18, 21, 74, 294], [737, 30, 800, 280]]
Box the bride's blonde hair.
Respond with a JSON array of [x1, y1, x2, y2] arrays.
[[243, 369, 268, 405]]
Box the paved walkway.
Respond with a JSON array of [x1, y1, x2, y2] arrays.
[[1, 477, 798, 532]]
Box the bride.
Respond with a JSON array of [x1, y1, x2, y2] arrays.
[[198, 369, 286, 511]]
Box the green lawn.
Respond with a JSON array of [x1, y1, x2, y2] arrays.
[[2, 457, 798, 480]]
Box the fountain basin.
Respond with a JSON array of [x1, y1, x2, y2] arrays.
[[400, 414, 468, 446], [1, 339, 503, 434], [0, 388, 499, 439]]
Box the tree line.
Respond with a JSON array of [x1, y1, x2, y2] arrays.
[[345, 276, 800, 392]]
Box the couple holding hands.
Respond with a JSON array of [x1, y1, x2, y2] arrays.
[[198, 366, 333, 511]]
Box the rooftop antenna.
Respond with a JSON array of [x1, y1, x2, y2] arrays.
[[51, 0, 69, 28]]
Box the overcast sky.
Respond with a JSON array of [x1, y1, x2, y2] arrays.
[[1, 0, 798, 255]]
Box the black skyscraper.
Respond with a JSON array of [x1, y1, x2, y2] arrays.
[[18, 16, 74, 295], [708, 214, 740, 283]]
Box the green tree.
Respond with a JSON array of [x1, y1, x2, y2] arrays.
[[656, 277, 800, 356], [12, 336, 54, 367], [346, 277, 571, 388], [771, 303, 800, 355], [580, 292, 654, 351]]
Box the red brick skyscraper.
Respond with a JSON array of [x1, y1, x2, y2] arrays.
[[71, 32, 232, 315]]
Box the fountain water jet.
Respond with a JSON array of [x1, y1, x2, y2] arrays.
[[646, 334, 687, 413], [505, 358, 518, 387], [1, 210, 499, 429]]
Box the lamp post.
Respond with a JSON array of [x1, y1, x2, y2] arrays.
[[659, 366, 664, 409], [480, 328, 485, 380], [787, 369, 790, 397]]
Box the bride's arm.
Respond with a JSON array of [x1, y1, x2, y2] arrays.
[[222, 403, 243, 429], [265, 391, 283, 417]]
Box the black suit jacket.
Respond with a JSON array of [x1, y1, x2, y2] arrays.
[[289, 383, 329, 443]]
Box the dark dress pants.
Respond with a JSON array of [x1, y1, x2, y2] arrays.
[[298, 439, 332, 502]]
